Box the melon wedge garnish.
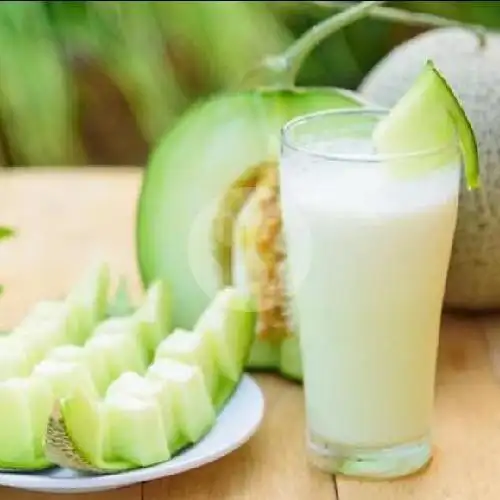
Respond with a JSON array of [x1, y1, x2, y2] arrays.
[[373, 60, 480, 190]]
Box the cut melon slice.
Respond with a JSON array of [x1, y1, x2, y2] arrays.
[[0, 377, 53, 469], [44, 287, 256, 472], [131, 280, 171, 357], [0, 337, 32, 380], [65, 260, 111, 344], [194, 287, 256, 384], [32, 359, 98, 400], [46, 345, 109, 397], [12, 319, 69, 367], [154, 328, 216, 402], [373, 60, 480, 189], [7, 261, 112, 373], [85, 321, 148, 389], [106, 372, 176, 444], [107, 372, 178, 452], [146, 359, 215, 445], [46, 387, 116, 472], [103, 392, 170, 468]]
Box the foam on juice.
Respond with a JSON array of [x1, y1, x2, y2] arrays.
[[280, 138, 460, 216]]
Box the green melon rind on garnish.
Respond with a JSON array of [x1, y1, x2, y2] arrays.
[[431, 61, 480, 190], [44, 287, 256, 473], [373, 60, 480, 190]]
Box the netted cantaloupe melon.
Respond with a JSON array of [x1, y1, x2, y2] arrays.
[[359, 27, 500, 310]]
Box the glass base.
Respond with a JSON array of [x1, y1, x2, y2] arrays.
[[307, 432, 432, 480]]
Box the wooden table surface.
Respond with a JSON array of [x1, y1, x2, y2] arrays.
[[2, 167, 500, 500]]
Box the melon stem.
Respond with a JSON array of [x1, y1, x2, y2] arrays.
[[314, 2, 487, 47], [239, 0, 385, 89], [283, 0, 385, 83]]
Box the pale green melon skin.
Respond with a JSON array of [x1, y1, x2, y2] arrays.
[[359, 27, 500, 310]]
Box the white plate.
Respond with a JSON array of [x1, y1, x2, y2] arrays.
[[0, 375, 264, 494]]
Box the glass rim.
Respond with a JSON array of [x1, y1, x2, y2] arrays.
[[280, 107, 460, 164]]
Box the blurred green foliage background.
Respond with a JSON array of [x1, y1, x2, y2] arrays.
[[0, 1, 497, 168]]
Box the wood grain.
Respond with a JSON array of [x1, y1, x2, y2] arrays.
[[0, 168, 337, 500]]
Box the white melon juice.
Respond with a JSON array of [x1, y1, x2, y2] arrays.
[[279, 108, 461, 479]]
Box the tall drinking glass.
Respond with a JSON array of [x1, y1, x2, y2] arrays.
[[278, 109, 461, 479]]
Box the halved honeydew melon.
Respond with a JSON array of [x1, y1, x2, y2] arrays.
[[136, 87, 370, 381], [44, 287, 256, 472]]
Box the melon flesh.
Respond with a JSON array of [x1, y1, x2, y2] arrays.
[[131, 280, 172, 357], [155, 329, 217, 403], [0, 377, 53, 469], [104, 392, 170, 467], [146, 360, 215, 445], [85, 323, 148, 390]]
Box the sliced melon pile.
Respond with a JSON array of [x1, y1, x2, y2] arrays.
[[0, 264, 170, 471], [44, 287, 256, 473]]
